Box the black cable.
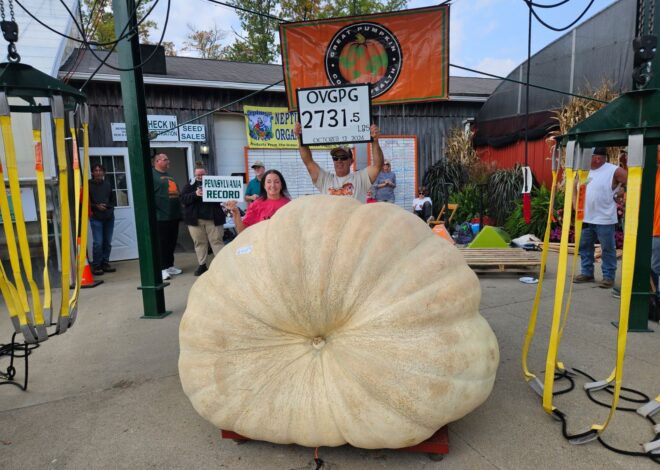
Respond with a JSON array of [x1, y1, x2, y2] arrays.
[[552, 369, 576, 395], [573, 368, 651, 403], [150, 79, 284, 138], [63, 0, 103, 83], [449, 63, 608, 103], [67, 0, 170, 76], [525, 0, 596, 32], [549, 367, 660, 463], [13, 0, 148, 47], [585, 389, 650, 412], [526, 0, 571, 7], [598, 436, 660, 463], [524, 2, 532, 169], [205, 0, 285, 23], [78, 1, 157, 90]]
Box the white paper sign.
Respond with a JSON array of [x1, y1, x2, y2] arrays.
[[111, 115, 179, 142], [180, 124, 206, 142], [297, 84, 372, 146], [202, 176, 244, 202], [111, 123, 126, 141], [147, 115, 179, 141], [0, 187, 38, 223]]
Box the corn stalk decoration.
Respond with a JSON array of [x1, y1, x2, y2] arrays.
[[546, 81, 621, 186]]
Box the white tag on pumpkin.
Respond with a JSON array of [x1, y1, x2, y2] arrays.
[[236, 245, 253, 256]]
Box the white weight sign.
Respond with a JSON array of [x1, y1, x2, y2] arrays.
[[297, 84, 372, 146], [202, 176, 244, 202]]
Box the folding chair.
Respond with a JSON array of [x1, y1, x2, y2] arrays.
[[429, 204, 458, 227]]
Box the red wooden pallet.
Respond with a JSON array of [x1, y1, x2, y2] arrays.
[[220, 426, 449, 456]]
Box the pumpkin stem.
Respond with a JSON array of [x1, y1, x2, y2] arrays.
[[355, 33, 366, 45], [312, 336, 326, 349]]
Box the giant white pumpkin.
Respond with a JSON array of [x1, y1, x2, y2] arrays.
[[179, 195, 499, 449]]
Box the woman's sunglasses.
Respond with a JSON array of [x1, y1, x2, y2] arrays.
[[332, 156, 351, 162]]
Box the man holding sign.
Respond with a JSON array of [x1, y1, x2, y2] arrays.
[[181, 163, 226, 276], [294, 122, 384, 202]]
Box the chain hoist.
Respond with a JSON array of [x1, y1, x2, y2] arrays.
[[638, 0, 645, 36], [0, 0, 19, 62], [633, 0, 657, 89]]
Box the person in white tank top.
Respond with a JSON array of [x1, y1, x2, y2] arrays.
[[574, 147, 627, 288]]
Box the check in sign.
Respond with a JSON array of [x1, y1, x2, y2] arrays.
[[297, 84, 372, 146], [202, 176, 244, 202]]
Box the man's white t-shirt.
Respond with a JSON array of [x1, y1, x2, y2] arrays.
[[584, 162, 618, 225], [314, 168, 372, 203], [413, 196, 432, 211]]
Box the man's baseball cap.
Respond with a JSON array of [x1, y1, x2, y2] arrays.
[[330, 147, 351, 159], [593, 147, 607, 157], [251, 161, 265, 168]]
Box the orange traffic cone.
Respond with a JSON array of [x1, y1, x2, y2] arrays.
[[432, 224, 455, 244], [81, 256, 103, 288]]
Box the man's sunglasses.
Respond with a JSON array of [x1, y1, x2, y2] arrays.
[[332, 155, 351, 162]]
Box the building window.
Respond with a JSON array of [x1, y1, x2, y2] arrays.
[[90, 155, 129, 207]]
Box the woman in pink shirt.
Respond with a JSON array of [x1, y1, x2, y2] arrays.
[[226, 169, 291, 233]]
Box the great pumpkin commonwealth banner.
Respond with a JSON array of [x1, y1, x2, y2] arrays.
[[279, 5, 449, 110]]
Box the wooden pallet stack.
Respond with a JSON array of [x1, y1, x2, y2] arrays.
[[458, 248, 541, 273]]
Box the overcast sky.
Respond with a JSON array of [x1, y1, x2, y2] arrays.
[[146, 0, 619, 78]]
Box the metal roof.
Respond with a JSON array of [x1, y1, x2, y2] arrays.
[[60, 48, 499, 99]]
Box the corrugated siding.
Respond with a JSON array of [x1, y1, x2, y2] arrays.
[[476, 139, 555, 188]]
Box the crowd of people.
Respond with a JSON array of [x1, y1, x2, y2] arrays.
[[92, 122, 404, 282], [92, 132, 659, 313]]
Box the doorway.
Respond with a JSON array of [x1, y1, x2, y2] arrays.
[[88, 147, 137, 261], [150, 143, 195, 253], [88, 143, 194, 261]]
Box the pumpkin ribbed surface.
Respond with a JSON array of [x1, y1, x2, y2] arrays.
[[179, 195, 499, 449]]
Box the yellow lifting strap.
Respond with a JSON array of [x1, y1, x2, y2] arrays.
[[32, 113, 52, 325], [0, 250, 22, 334], [0, 92, 41, 343], [52, 96, 72, 335], [542, 140, 580, 414], [0, 150, 25, 335], [68, 105, 90, 326], [586, 134, 643, 437], [556, 150, 592, 354], [522, 145, 559, 394]]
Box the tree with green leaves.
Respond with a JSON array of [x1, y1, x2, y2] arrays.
[[222, 0, 408, 63], [280, 0, 408, 21], [221, 0, 280, 63], [183, 24, 227, 59], [80, 0, 158, 48]]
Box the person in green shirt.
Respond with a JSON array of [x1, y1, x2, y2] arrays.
[[245, 160, 265, 205], [152, 153, 182, 280]]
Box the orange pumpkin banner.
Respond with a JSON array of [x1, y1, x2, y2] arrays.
[[279, 5, 449, 110]]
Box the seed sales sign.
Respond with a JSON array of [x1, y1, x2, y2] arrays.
[[202, 176, 244, 202], [296, 84, 372, 146]]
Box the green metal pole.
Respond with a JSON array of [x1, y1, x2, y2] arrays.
[[627, 0, 660, 331], [113, 0, 170, 318], [628, 146, 655, 331]]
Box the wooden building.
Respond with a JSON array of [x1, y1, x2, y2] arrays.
[[60, 47, 498, 260]]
